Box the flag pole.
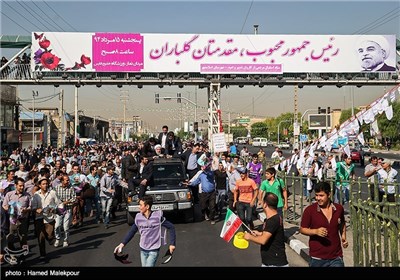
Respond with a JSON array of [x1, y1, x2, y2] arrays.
[[241, 222, 253, 233]]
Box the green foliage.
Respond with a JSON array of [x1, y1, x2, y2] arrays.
[[268, 112, 299, 141], [129, 133, 149, 142], [229, 126, 248, 139], [176, 129, 190, 140], [250, 122, 268, 138], [339, 108, 360, 124], [377, 101, 400, 141]]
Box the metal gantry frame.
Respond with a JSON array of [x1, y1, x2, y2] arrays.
[[208, 83, 221, 147]]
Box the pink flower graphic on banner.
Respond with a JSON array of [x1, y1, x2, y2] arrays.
[[65, 55, 92, 70], [33, 32, 91, 71], [40, 52, 60, 70]]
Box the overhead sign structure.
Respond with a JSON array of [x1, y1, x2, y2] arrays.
[[308, 114, 331, 130], [31, 33, 397, 74]]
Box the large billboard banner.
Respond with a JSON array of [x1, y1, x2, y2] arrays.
[[31, 32, 397, 73]]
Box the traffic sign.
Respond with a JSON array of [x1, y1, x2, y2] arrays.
[[300, 134, 308, 142], [238, 118, 250, 123]]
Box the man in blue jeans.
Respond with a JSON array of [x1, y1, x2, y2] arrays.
[[114, 195, 176, 267]]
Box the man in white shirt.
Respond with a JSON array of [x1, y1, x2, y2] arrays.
[[377, 159, 397, 203], [158, 125, 169, 149]]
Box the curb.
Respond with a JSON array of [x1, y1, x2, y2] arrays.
[[284, 231, 310, 264]]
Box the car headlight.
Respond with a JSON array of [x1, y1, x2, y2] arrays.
[[178, 191, 189, 200]]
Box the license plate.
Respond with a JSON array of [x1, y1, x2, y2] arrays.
[[151, 204, 174, 211]]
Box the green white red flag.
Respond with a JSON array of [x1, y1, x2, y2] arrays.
[[220, 208, 243, 242]]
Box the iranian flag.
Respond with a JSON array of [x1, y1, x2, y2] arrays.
[[220, 208, 243, 242]]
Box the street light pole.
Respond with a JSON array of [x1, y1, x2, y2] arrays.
[[32, 91, 38, 148], [299, 109, 318, 150], [120, 91, 129, 141], [163, 95, 198, 130]]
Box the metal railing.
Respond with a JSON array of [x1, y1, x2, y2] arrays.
[[275, 170, 400, 267]]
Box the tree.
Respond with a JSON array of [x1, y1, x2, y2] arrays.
[[129, 133, 149, 142], [378, 101, 400, 143], [272, 113, 293, 141], [339, 108, 360, 124], [230, 126, 248, 139], [250, 122, 268, 138]]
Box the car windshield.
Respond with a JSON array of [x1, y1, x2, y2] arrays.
[[153, 164, 184, 179]]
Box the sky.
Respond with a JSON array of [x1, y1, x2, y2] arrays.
[[1, 0, 400, 132]]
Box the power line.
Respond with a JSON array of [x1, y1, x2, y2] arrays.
[[15, 0, 49, 31], [352, 7, 400, 34], [359, 13, 400, 34], [0, 11, 31, 33], [3, 1, 43, 31], [18, 92, 60, 102], [42, 0, 78, 32], [240, 0, 254, 34], [28, 0, 66, 31]]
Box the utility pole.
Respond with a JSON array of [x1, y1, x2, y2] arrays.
[[228, 111, 231, 134], [351, 87, 354, 117], [194, 88, 198, 123], [74, 87, 79, 147], [293, 85, 299, 150], [278, 119, 291, 145], [120, 91, 129, 141], [252, 96, 255, 116], [32, 90, 38, 148], [58, 89, 64, 148]]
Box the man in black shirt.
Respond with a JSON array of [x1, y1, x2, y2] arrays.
[[214, 162, 227, 217], [244, 192, 288, 267]]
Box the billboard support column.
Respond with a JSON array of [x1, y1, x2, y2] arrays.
[[75, 87, 78, 146], [208, 83, 221, 151]]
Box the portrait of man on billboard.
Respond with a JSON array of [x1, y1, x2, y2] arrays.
[[356, 35, 396, 72]]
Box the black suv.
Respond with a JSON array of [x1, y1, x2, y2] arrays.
[[126, 157, 194, 225]]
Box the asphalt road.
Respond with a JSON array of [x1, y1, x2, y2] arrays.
[[3, 205, 307, 269]]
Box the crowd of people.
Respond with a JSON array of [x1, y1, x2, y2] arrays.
[[0, 125, 397, 267], [1, 53, 31, 79]]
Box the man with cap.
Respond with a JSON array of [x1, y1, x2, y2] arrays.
[[233, 167, 258, 231], [376, 158, 397, 202], [357, 36, 396, 72]]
